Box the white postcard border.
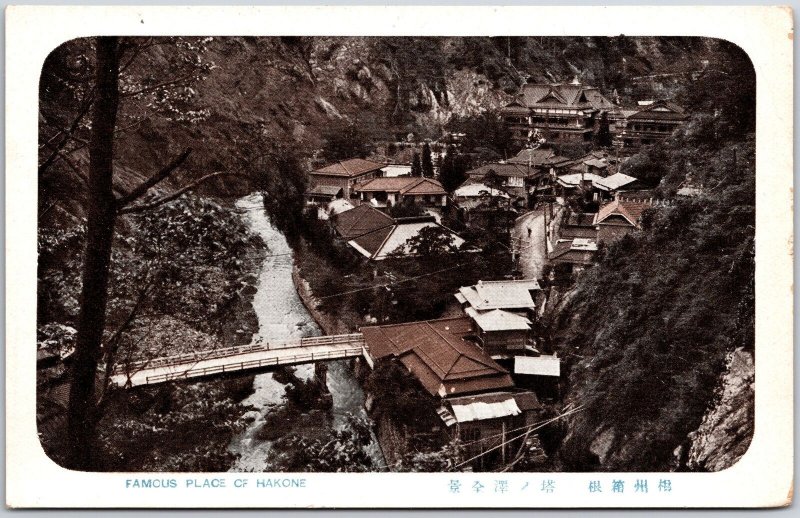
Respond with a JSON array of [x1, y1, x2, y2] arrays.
[[6, 5, 794, 508]]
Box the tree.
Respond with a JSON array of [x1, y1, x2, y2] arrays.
[[446, 111, 516, 158], [268, 416, 376, 472], [594, 112, 612, 148], [64, 37, 233, 471], [320, 119, 372, 162], [421, 142, 434, 177], [397, 440, 465, 472], [410, 152, 422, 177], [402, 225, 459, 260], [389, 200, 426, 218], [438, 145, 469, 192]]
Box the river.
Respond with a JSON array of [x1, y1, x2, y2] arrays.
[[228, 194, 384, 471]]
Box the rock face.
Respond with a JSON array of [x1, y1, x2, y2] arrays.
[[684, 348, 754, 471]]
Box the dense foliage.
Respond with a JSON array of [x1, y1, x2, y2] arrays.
[[268, 416, 376, 472], [446, 111, 516, 160], [37, 197, 263, 468], [94, 378, 254, 471], [438, 145, 471, 192], [552, 129, 755, 471], [320, 119, 374, 162]]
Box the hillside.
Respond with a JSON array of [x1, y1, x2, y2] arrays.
[[548, 121, 755, 471], [38, 36, 731, 224]]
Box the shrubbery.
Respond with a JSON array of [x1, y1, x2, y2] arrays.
[[553, 134, 754, 471]]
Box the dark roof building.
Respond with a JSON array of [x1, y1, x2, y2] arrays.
[[312, 158, 386, 178], [353, 177, 448, 209], [501, 80, 617, 146], [332, 203, 395, 240], [594, 196, 659, 243], [560, 211, 599, 240], [613, 100, 689, 152], [309, 158, 387, 198], [332, 205, 464, 261], [362, 317, 515, 398]]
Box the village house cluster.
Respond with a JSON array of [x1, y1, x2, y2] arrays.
[[361, 278, 555, 467], [296, 79, 688, 468]]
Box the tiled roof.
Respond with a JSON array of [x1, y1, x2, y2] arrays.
[[514, 83, 615, 111], [594, 198, 654, 227], [548, 239, 597, 265], [306, 184, 343, 196], [403, 178, 447, 196], [582, 87, 617, 110], [347, 219, 465, 261], [627, 100, 688, 121], [466, 163, 531, 178], [333, 204, 394, 239], [348, 225, 395, 259], [457, 279, 540, 311], [355, 177, 446, 196], [361, 317, 514, 398], [594, 173, 638, 191], [507, 148, 555, 166], [311, 158, 386, 178]]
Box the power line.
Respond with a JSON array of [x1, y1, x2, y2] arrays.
[[454, 405, 586, 469], [316, 263, 468, 300], [455, 402, 580, 449]]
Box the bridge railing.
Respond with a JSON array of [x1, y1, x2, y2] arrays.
[[114, 333, 364, 375], [143, 346, 365, 385]]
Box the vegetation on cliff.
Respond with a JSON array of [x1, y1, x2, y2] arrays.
[[551, 116, 755, 471], [37, 196, 263, 469]]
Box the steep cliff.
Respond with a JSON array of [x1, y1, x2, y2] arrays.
[[684, 348, 754, 471], [39, 36, 730, 225]]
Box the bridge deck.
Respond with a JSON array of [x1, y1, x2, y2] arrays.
[[111, 334, 368, 388]]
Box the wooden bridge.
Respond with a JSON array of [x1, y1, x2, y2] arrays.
[[110, 333, 371, 388]]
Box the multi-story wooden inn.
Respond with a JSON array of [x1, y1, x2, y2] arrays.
[[500, 79, 617, 146], [501, 81, 688, 152], [611, 100, 689, 151]]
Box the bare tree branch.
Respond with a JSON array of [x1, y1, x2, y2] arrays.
[[117, 37, 153, 75], [97, 279, 152, 408], [118, 171, 241, 215], [38, 94, 95, 176], [115, 148, 193, 208]]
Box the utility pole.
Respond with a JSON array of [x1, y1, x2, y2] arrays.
[[543, 203, 549, 259]]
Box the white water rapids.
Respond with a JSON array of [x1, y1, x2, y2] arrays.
[[227, 194, 383, 471]]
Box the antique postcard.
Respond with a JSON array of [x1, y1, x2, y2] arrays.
[[6, 5, 793, 508]]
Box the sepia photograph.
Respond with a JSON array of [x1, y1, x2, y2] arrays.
[[34, 33, 759, 476]]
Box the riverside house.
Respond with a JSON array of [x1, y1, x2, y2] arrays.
[[331, 204, 464, 261], [455, 279, 541, 357], [307, 158, 386, 200], [361, 317, 542, 468]]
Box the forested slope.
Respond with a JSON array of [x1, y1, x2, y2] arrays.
[[548, 60, 755, 470]]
